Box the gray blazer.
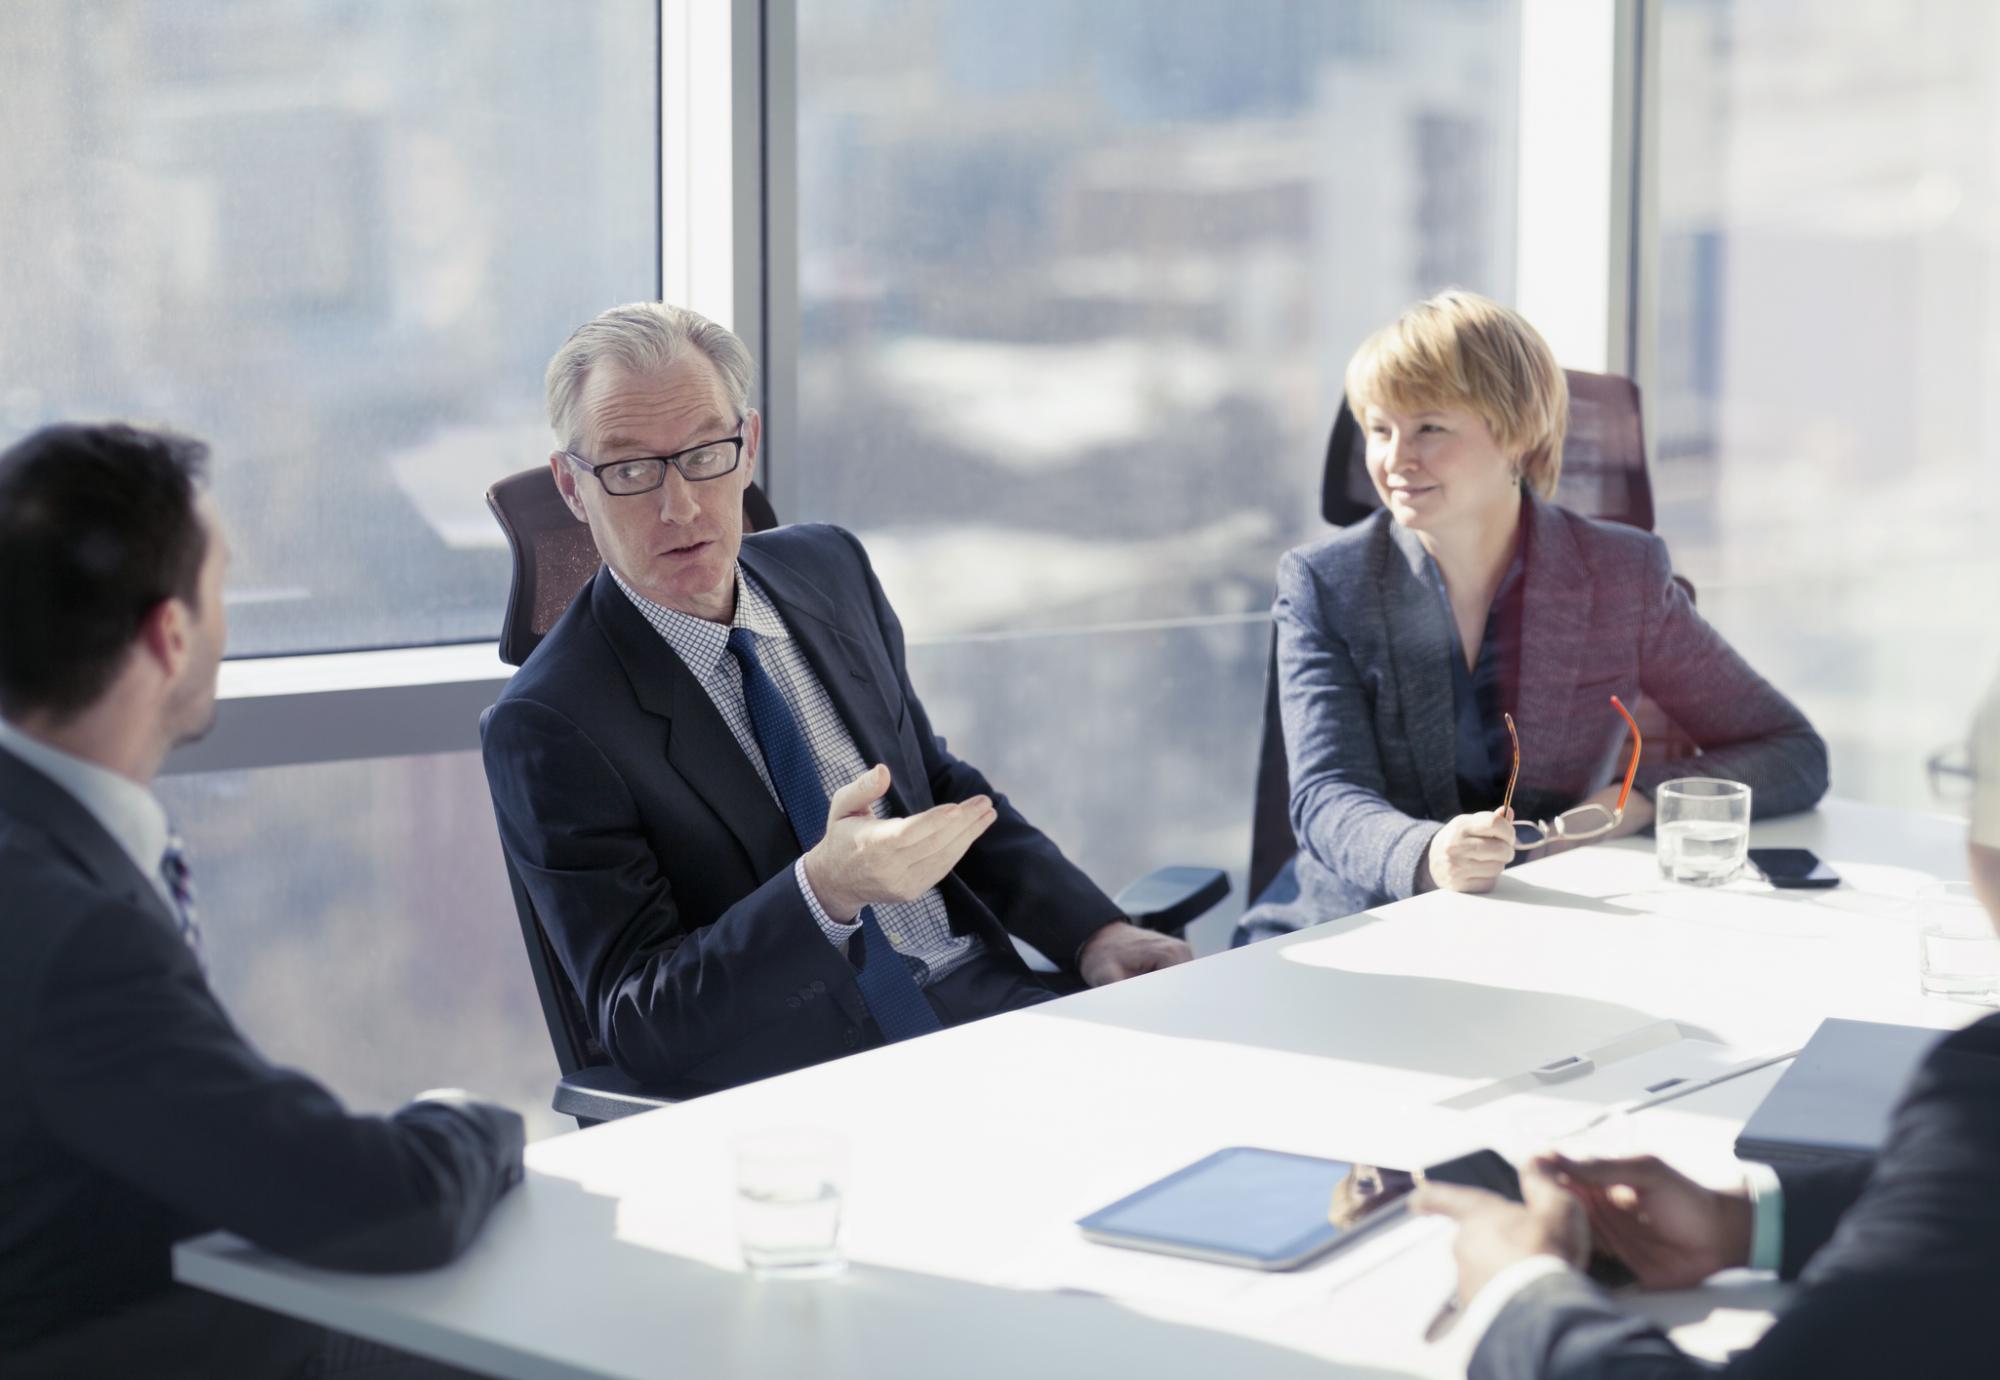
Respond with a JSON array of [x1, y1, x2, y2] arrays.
[[1249, 491, 1829, 932]]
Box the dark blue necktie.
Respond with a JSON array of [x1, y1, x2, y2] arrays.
[[726, 628, 942, 1040], [160, 832, 205, 968]]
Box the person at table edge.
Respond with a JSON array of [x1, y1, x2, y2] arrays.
[[481, 302, 1190, 1095], [1238, 290, 1828, 942], [1412, 672, 2000, 1378], [0, 423, 521, 1376]]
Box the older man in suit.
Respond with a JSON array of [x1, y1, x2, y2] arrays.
[[0, 424, 523, 1376], [1411, 676, 2000, 1378], [482, 302, 1189, 1095]]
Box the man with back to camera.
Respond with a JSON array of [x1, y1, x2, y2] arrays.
[[0, 423, 524, 1378], [481, 302, 1191, 1094], [1410, 675, 2000, 1378]]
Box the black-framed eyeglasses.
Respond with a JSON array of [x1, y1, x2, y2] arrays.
[[1928, 743, 1976, 806], [563, 420, 745, 496]]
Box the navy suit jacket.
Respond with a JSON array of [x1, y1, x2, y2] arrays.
[[1257, 491, 1829, 927], [1471, 1012, 2000, 1379], [0, 745, 523, 1354], [481, 522, 1123, 1093]]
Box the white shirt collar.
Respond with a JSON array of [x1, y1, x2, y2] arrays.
[[0, 718, 174, 898]]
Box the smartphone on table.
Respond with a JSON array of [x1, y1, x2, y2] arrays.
[[1748, 847, 1840, 889], [1423, 1149, 1637, 1289]]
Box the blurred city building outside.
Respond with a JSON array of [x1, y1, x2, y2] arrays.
[[3, 0, 654, 1139], [1654, 0, 2000, 817], [794, 0, 1523, 955]]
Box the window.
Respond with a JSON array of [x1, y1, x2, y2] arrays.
[[3, 0, 662, 1138], [0, 0, 658, 656], [157, 753, 567, 1142], [1653, 0, 2000, 808], [791, 0, 1523, 942]]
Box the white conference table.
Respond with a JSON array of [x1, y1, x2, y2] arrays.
[[177, 798, 1985, 1379]]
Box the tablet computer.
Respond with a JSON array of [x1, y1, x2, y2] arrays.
[[1075, 1147, 1415, 1271]]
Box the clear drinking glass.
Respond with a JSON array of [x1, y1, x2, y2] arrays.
[[733, 1128, 849, 1278], [1655, 778, 1751, 885], [1916, 882, 2000, 1005]]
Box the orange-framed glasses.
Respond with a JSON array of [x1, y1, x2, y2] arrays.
[[1501, 695, 1643, 851]]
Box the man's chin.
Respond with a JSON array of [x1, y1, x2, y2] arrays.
[[636, 560, 735, 618]]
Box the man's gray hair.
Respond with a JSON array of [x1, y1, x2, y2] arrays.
[[544, 302, 756, 450]]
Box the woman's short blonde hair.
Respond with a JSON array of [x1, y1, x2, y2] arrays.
[[1344, 290, 1568, 499]]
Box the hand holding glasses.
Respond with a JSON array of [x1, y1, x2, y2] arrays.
[[1501, 695, 1643, 852]]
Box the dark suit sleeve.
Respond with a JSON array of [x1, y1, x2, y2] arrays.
[[1274, 548, 1441, 901], [1770, 1158, 1876, 1280], [1470, 1270, 1718, 1380], [483, 695, 859, 1086], [1631, 536, 1828, 814], [839, 527, 1126, 968], [1471, 1269, 1984, 1380], [1473, 1018, 2000, 1380], [26, 908, 523, 1272]]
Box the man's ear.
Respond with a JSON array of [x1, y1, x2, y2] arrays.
[[549, 452, 589, 523], [741, 409, 762, 486], [136, 597, 191, 679]]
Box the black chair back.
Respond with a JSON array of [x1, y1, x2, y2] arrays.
[[1248, 370, 1663, 904], [483, 466, 778, 1090]]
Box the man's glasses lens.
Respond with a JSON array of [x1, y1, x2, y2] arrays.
[[677, 443, 738, 480], [601, 459, 667, 495]]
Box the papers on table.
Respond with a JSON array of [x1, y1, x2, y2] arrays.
[[1431, 1020, 1798, 1162]]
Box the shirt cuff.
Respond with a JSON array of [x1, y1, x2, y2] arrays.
[[1442, 1254, 1574, 1363], [794, 857, 859, 951], [1742, 1161, 1785, 1273]]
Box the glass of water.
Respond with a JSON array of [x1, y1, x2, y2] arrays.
[[1655, 778, 1751, 885], [733, 1128, 848, 1278], [1917, 882, 2000, 1005]]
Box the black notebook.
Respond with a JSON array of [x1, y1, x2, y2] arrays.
[[1734, 1018, 1943, 1167]]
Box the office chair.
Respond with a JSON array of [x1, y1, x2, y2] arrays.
[[479, 467, 780, 1126], [483, 466, 1229, 1126], [1244, 369, 1694, 910]]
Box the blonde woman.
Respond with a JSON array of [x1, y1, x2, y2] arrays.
[[1239, 291, 1827, 940]]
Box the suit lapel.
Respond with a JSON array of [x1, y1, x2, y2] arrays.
[[739, 540, 916, 819], [590, 570, 797, 877], [1514, 492, 1593, 786], [1382, 522, 1462, 820], [0, 744, 181, 936]]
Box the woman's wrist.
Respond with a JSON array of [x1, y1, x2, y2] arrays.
[[1616, 790, 1656, 836]]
